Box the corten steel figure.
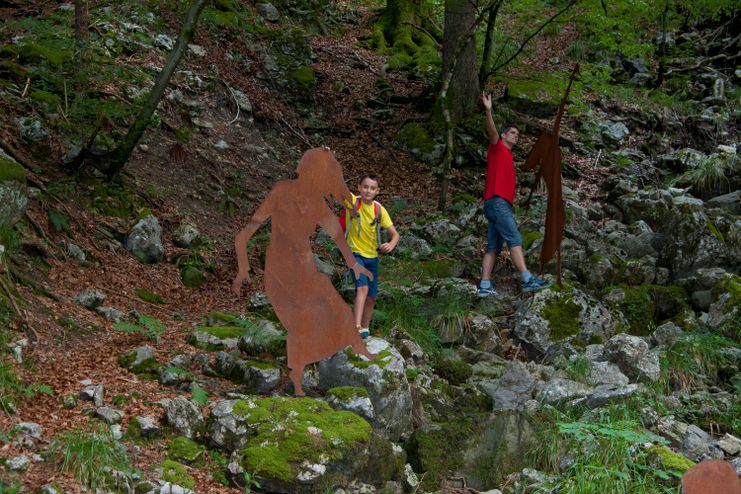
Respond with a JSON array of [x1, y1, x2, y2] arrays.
[[522, 64, 580, 287], [682, 459, 741, 494], [232, 148, 376, 396]]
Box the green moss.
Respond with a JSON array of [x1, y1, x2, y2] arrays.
[[287, 66, 316, 89], [0, 44, 19, 58], [434, 358, 472, 385], [167, 437, 204, 465], [181, 266, 206, 288], [522, 230, 543, 250], [706, 219, 726, 242], [542, 296, 581, 340], [0, 157, 25, 184], [0, 60, 27, 79], [135, 288, 166, 305], [345, 347, 393, 369], [395, 123, 436, 153], [233, 397, 371, 482], [29, 89, 61, 110], [420, 259, 455, 278], [160, 459, 195, 489], [327, 386, 369, 401], [197, 326, 245, 339], [116, 351, 158, 377], [20, 42, 73, 66], [648, 445, 694, 473], [617, 286, 654, 336], [612, 285, 689, 336]]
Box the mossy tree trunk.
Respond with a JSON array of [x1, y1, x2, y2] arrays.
[[437, 3, 492, 211], [442, 0, 480, 124], [374, 0, 440, 71], [104, 0, 209, 179]]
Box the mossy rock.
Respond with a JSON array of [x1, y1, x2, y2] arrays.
[[433, 358, 472, 385], [159, 459, 195, 490], [167, 437, 204, 465], [181, 266, 206, 288], [287, 66, 316, 89], [0, 156, 26, 184], [232, 397, 371, 487], [197, 326, 246, 339], [610, 284, 689, 336], [326, 386, 369, 401], [117, 349, 159, 378], [344, 347, 394, 369], [135, 288, 166, 304], [542, 295, 581, 340], [648, 445, 695, 474], [396, 122, 437, 154], [407, 387, 497, 490]]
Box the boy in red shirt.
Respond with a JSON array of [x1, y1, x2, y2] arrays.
[[479, 92, 550, 295]]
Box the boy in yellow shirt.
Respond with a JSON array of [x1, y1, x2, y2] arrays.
[[344, 174, 400, 339]]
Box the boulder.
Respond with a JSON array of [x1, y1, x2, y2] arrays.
[[318, 338, 413, 441], [603, 334, 660, 383], [514, 287, 621, 355], [0, 151, 28, 227], [161, 397, 203, 439], [125, 215, 165, 263], [476, 360, 535, 412]]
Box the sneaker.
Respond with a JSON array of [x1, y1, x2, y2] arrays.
[[522, 275, 551, 292], [477, 285, 498, 297], [358, 328, 370, 340]]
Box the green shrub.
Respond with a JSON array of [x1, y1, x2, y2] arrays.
[[49, 425, 131, 490]]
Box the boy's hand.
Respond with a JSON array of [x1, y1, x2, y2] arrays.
[[378, 242, 395, 254]]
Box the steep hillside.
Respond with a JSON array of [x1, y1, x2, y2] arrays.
[[0, 1, 739, 494]]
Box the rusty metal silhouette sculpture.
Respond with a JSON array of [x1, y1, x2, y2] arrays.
[[522, 64, 579, 288], [232, 148, 376, 396], [682, 459, 741, 494]]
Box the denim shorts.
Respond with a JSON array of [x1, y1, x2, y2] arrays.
[[484, 196, 523, 254], [353, 253, 379, 297]]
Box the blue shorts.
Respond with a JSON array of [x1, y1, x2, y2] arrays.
[[484, 196, 523, 254], [353, 253, 379, 297]]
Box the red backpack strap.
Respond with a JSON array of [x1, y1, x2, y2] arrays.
[[373, 201, 382, 247]]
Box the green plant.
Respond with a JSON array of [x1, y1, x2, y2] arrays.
[[135, 288, 166, 304], [529, 405, 685, 493], [113, 313, 165, 343], [191, 383, 208, 406], [242, 471, 262, 492], [662, 333, 739, 393], [672, 154, 736, 194], [49, 425, 131, 490], [564, 355, 590, 381]]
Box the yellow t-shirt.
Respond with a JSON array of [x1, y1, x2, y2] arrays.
[[345, 193, 393, 259]]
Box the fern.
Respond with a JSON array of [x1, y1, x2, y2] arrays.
[[191, 384, 208, 406], [113, 314, 164, 343]]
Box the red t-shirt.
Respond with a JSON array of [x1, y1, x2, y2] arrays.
[[483, 139, 516, 204]]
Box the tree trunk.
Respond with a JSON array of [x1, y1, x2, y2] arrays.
[[442, 0, 479, 124], [478, 1, 501, 88], [74, 0, 88, 42], [105, 0, 208, 179], [437, 4, 492, 210]]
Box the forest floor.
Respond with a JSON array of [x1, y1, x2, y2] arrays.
[[0, 2, 606, 492]]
